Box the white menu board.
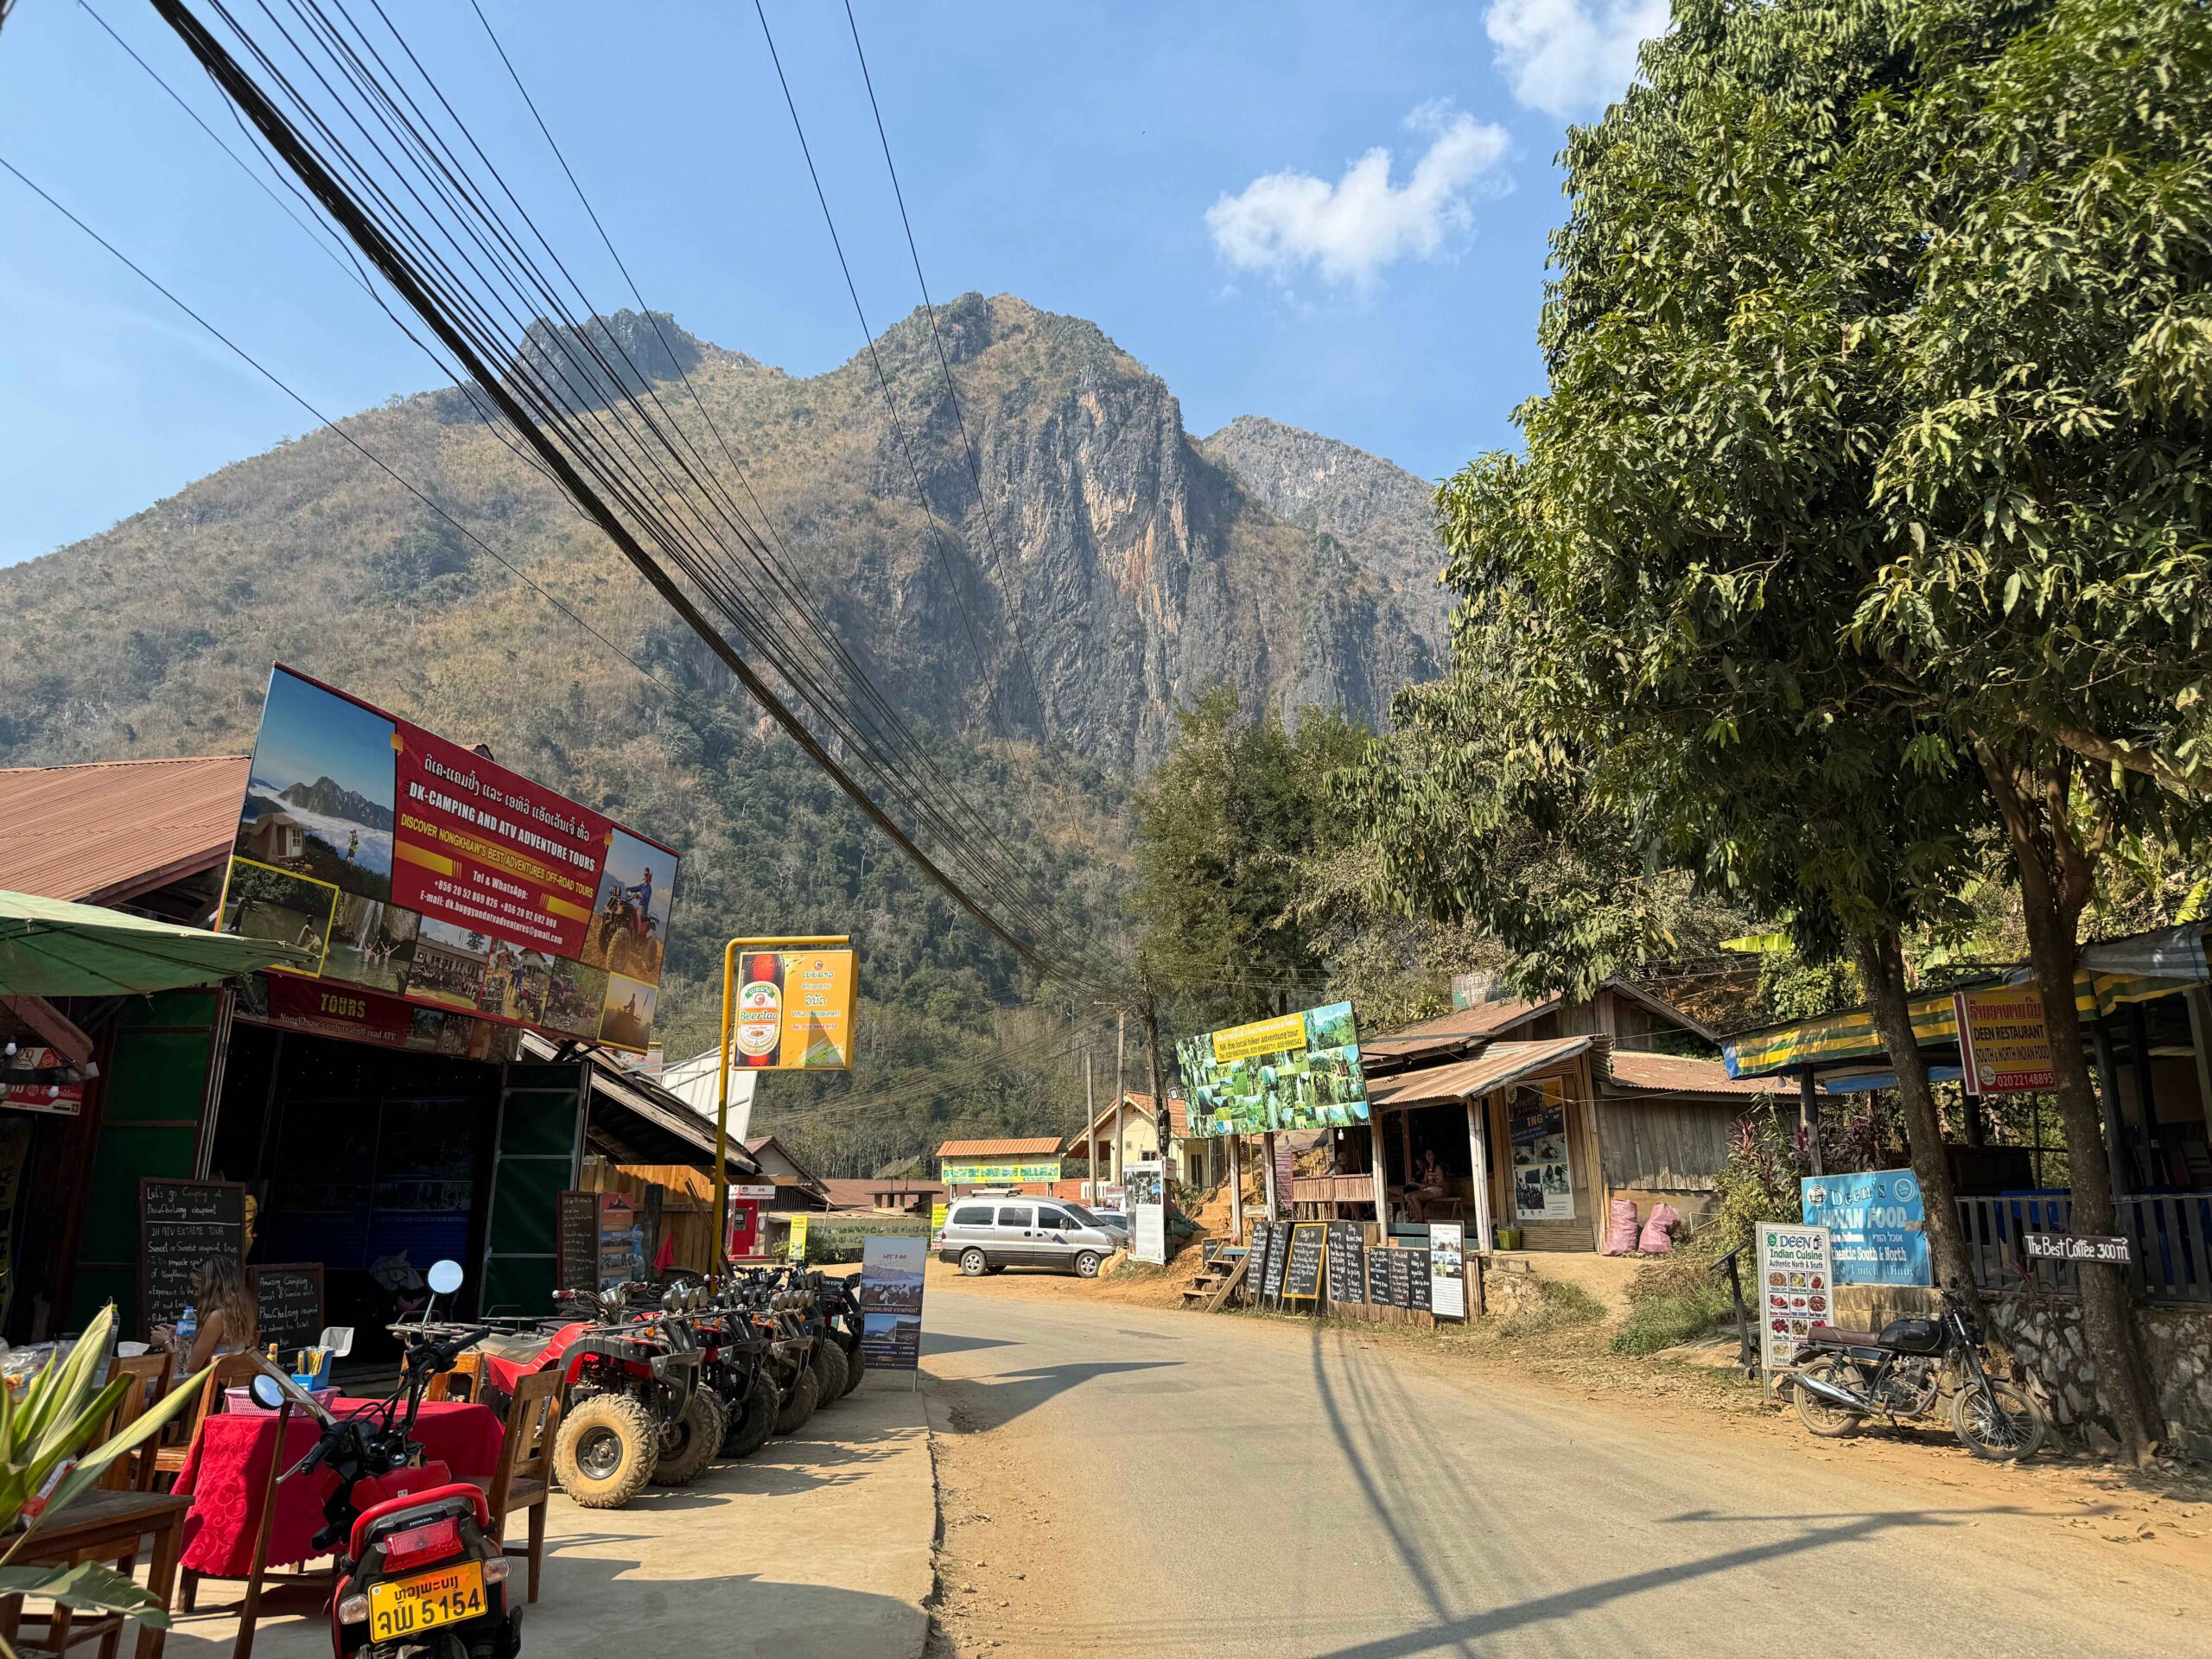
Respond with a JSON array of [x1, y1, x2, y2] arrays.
[[1755, 1222, 1834, 1374]]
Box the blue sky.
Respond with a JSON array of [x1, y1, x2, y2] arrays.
[[0, 0, 1662, 566], [251, 669, 397, 805]]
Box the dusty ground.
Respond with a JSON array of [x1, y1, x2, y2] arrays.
[[921, 1286, 2212, 1657]]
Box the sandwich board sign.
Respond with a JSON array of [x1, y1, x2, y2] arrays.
[[1755, 1223, 1834, 1377]]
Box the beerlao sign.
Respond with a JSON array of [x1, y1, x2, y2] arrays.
[[1954, 985, 2056, 1094]]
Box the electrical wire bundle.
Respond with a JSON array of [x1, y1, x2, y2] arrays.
[[143, 0, 1135, 1003]]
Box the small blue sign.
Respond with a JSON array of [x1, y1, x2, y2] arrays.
[[1802, 1169, 1930, 1287]]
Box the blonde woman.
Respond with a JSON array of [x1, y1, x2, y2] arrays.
[[151, 1256, 259, 1371]]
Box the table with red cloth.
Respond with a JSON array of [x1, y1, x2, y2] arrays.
[[174, 1398, 505, 1578]]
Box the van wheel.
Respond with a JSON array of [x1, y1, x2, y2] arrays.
[[1073, 1251, 1102, 1279], [959, 1249, 988, 1276], [774, 1366, 819, 1435], [651, 1389, 725, 1485], [554, 1393, 658, 1509]]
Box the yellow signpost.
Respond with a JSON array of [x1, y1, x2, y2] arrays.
[[715, 935, 854, 1269]]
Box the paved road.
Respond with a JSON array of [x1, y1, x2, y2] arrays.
[[922, 1287, 2207, 1658]]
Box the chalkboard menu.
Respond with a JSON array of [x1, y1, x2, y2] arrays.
[[1260, 1223, 1288, 1304], [1366, 1245, 1393, 1306], [1325, 1222, 1365, 1305], [1405, 1248, 1433, 1313], [251, 1263, 324, 1354], [1385, 1247, 1414, 1309], [1284, 1223, 1326, 1302], [141, 1179, 245, 1332], [556, 1191, 599, 1292]]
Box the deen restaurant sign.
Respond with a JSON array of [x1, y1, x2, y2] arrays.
[[1953, 985, 2056, 1094]]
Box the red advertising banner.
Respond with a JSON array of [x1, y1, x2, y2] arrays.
[[219, 666, 681, 1052]]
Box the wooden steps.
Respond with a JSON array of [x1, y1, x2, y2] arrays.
[[1180, 1247, 1249, 1312]]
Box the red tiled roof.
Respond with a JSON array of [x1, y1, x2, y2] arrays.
[[819, 1177, 945, 1211], [1605, 1050, 1790, 1098], [0, 755, 248, 903], [935, 1136, 1066, 1160]]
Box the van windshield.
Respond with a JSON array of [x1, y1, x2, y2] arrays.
[[1057, 1203, 1101, 1225]]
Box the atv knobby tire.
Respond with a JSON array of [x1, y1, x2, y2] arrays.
[[839, 1331, 865, 1396], [812, 1336, 848, 1405], [773, 1364, 819, 1435], [722, 1379, 779, 1458], [554, 1392, 658, 1510], [651, 1388, 727, 1486]]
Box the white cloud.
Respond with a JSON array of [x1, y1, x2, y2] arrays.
[[1205, 104, 1510, 288], [1485, 0, 1669, 120]]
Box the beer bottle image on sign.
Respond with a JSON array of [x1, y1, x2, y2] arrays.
[[734, 952, 784, 1067]]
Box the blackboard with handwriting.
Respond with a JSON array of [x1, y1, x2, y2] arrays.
[[556, 1192, 600, 1293], [141, 1179, 245, 1333], [1366, 1244, 1394, 1306], [251, 1263, 324, 1354], [1385, 1246, 1414, 1309], [1325, 1222, 1365, 1305], [1260, 1223, 1288, 1304], [1405, 1248, 1433, 1313], [1284, 1223, 1326, 1302]]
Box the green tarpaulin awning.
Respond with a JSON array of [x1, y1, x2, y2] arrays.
[[0, 888, 314, 996]]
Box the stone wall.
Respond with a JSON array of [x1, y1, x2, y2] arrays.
[[1983, 1292, 2212, 1461]]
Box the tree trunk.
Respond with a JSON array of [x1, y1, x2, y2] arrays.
[[1850, 929, 1980, 1311], [1980, 742, 2163, 1465]]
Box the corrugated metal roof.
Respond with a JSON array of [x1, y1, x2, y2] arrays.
[[1359, 998, 1554, 1060], [1363, 1036, 1593, 1107], [936, 1135, 1066, 1159], [520, 1031, 761, 1174], [1064, 1091, 1189, 1148], [0, 755, 248, 903], [1605, 1050, 1786, 1098]]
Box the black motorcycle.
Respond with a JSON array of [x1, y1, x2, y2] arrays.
[[1791, 1285, 2047, 1459]]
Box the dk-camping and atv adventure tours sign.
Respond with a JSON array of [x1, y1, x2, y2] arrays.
[[1177, 1001, 1370, 1137], [218, 665, 682, 1052]]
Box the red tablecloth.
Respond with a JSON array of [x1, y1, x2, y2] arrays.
[[175, 1398, 504, 1577]]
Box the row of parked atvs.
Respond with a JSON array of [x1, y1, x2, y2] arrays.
[[467, 1264, 865, 1508]]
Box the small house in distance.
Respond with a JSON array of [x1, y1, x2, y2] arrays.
[[935, 1136, 1065, 1198]]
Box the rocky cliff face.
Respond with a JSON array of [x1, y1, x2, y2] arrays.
[[0, 295, 1437, 777], [1201, 414, 1451, 661]]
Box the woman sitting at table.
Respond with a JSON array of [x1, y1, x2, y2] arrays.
[[151, 1256, 259, 1371], [1406, 1148, 1448, 1221]]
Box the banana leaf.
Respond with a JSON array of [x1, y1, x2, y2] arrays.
[[0, 1559, 166, 1622]]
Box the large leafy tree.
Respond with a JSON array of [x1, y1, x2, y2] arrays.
[[1358, 0, 2212, 1459]]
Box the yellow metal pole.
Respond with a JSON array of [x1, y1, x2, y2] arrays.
[[715, 934, 851, 1271]]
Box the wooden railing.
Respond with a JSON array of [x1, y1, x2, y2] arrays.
[[1955, 1192, 2212, 1305]]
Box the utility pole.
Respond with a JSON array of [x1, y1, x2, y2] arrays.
[[1143, 978, 1171, 1201], [1084, 1047, 1097, 1204], [1113, 1010, 1127, 1192]]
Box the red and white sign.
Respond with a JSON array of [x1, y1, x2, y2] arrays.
[[1955, 986, 2057, 1095], [0, 1047, 84, 1116]]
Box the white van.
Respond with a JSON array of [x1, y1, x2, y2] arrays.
[[936, 1198, 1116, 1279]]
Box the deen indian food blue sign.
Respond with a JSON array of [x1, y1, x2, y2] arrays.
[[1802, 1169, 1930, 1287]]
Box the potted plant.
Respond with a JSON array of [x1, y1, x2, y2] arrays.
[[0, 1304, 212, 1655]]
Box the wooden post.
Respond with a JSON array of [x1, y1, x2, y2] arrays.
[[1229, 1135, 1244, 1242], [1465, 1094, 1493, 1254], [1262, 1130, 1280, 1222], [2093, 1021, 2133, 1194], [1113, 1011, 1127, 1187], [1800, 1070, 1825, 1177], [1084, 1048, 1097, 1202], [1369, 1116, 1389, 1229]]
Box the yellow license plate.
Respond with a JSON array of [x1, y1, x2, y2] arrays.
[[369, 1561, 486, 1643]]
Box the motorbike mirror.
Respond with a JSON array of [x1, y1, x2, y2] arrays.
[[319, 1325, 355, 1358], [249, 1372, 288, 1410], [428, 1259, 464, 1296]]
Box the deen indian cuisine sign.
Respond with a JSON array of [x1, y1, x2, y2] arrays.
[[1177, 1001, 1370, 1138], [219, 665, 681, 1052]]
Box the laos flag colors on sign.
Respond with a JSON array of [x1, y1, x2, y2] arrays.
[[218, 665, 681, 1052]]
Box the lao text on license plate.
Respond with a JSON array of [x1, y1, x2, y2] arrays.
[[369, 1561, 486, 1641]]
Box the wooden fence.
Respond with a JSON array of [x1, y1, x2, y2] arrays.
[[1956, 1192, 2212, 1305]]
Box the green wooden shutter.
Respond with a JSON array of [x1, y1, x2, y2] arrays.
[[478, 1061, 588, 1317]]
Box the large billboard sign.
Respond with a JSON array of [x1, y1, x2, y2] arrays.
[[732, 947, 857, 1070], [1176, 1001, 1370, 1138], [218, 665, 681, 1052]]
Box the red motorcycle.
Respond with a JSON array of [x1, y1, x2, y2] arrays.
[[251, 1261, 519, 1657]]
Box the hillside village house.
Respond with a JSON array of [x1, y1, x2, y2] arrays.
[[934, 1135, 1066, 1198], [1062, 1091, 1224, 1193]]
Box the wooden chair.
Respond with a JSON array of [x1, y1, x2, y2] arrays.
[[424, 1351, 482, 1403], [99, 1355, 175, 1494], [468, 1370, 563, 1604], [151, 1354, 263, 1487]]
